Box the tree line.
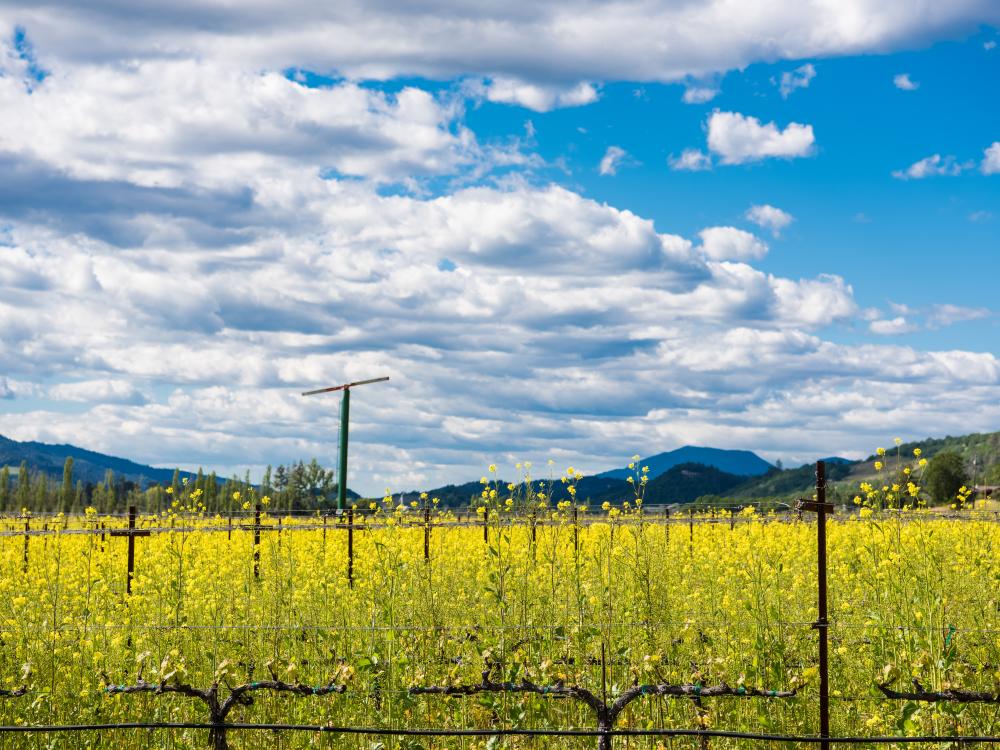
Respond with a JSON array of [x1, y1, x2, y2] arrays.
[[0, 457, 348, 514]]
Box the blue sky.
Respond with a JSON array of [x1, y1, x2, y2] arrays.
[[0, 3, 998, 493], [460, 34, 1000, 349]]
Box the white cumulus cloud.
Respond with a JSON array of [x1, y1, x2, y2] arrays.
[[893, 73, 919, 90], [982, 142, 1000, 175], [669, 149, 712, 171], [707, 111, 815, 165], [698, 227, 769, 261], [0, 58, 489, 188], [745, 204, 794, 236], [892, 154, 966, 179], [49, 379, 148, 405], [870, 316, 918, 335], [778, 63, 815, 97], [599, 146, 628, 176], [4, 3, 997, 98], [682, 85, 719, 104], [479, 78, 599, 112]]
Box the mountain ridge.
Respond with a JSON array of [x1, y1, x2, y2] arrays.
[[598, 445, 774, 480], [0, 433, 196, 486]]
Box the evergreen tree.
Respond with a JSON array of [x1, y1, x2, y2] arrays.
[[274, 464, 288, 490], [274, 464, 288, 509], [262, 465, 273, 497], [171, 468, 181, 500], [207, 472, 218, 506], [222, 477, 236, 510], [34, 472, 48, 509], [151, 485, 164, 514], [0, 465, 9, 510], [289, 462, 307, 511], [61, 457, 74, 512], [102, 469, 116, 512], [74, 480, 85, 512], [16, 461, 30, 511]]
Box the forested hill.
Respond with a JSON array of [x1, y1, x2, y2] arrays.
[[0, 434, 357, 514], [0, 433, 191, 485]]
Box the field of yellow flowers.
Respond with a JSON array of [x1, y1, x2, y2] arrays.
[[1, 463, 999, 748]]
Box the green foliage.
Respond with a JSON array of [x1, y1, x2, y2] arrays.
[[728, 461, 853, 499], [61, 456, 74, 512], [0, 465, 8, 510], [985, 463, 1000, 485], [16, 461, 29, 509], [867, 431, 1000, 468], [642, 462, 745, 504], [923, 451, 969, 505]]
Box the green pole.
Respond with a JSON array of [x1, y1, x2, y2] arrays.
[[338, 387, 350, 511], [302, 376, 387, 512]]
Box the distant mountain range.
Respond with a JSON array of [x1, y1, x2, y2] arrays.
[[4, 430, 997, 506], [0, 434, 196, 487], [598, 446, 774, 480]]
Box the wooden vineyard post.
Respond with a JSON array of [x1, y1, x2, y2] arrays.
[[530, 510, 537, 563], [572, 506, 579, 553], [109, 506, 151, 595], [797, 460, 831, 750], [253, 504, 261, 579], [347, 507, 354, 588], [22, 519, 29, 574], [600, 641, 609, 750], [227, 514, 232, 541], [688, 507, 694, 558]]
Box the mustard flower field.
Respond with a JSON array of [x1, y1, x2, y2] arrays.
[[2, 482, 999, 749]]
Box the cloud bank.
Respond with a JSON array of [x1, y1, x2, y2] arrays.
[[0, 8, 998, 493]]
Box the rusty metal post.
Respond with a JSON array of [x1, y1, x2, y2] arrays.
[[253, 504, 261, 579], [347, 507, 354, 588], [126, 506, 137, 593], [600, 641, 610, 750], [110, 506, 150, 595], [816, 461, 830, 750], [797, 461, 831, 750]]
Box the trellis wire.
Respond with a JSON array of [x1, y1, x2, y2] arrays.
[[1, 722, 999, 744]]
